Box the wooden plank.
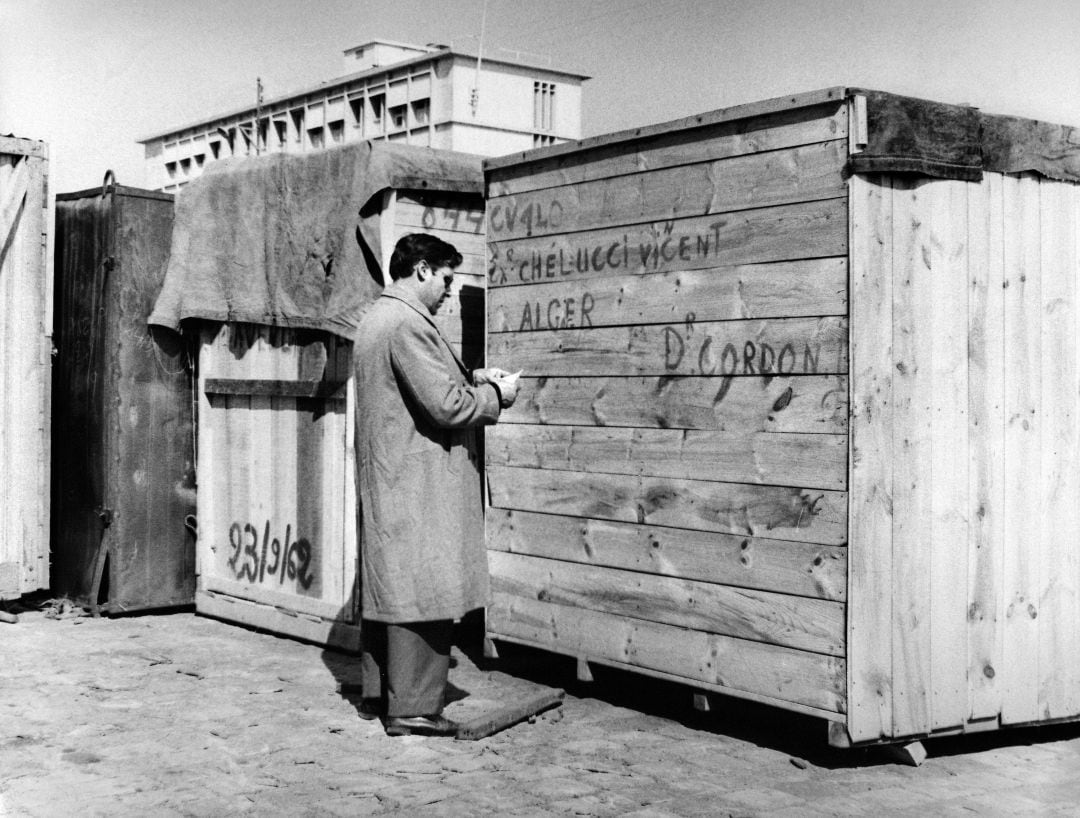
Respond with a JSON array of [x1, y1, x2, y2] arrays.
[[846, 173, 895, 742], [890, 176, 933, 737], [0, 157, 28, 246], [217, 392, 253, 585], [320, 397, 348, 609], [1037, 179, 1079, 720], [489, 551, 845, 656], [489, 258, 848, 332], [379, 189, 396, 284], [1000, 173, 1042, 725], [272, 394, 300, 607], [488, 102, 847, 197], [392, 223, 486, 257], [195, 326, 222, 585], [0, 136, 46, 158], [502, 374, 848, 433], [487, 197, 848, 288], [489, 316, 848, 378], [487, 508, 846, 601], [928, 179, 970, 731], [967, 171, 1006, 720], [485, 424, 847, 491], [196, 590, 362, 651], [0, 152, 47, 596], [204, 378, 347, 399], [487, 593, 846, 713], [487, 140, 848, 241], [487, 464, 847, 546], [295, 396, 328, 608], [454, 689, 565, 741], [342, 375, 358, 621], [394, 192, 485, 234]]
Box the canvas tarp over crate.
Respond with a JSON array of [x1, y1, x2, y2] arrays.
[[150, 141, 484, 649], [149, 140, 484, 337], [847, 89, 1080, 182]]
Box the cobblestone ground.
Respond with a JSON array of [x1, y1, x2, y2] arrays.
[[3, 604, 1080, 817]]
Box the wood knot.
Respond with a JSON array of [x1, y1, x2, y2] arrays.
[[772, 386, 793, 412]]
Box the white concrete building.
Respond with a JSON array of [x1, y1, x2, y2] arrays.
[[137, 39, 588, 193]]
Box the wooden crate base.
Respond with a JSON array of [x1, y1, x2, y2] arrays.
[[196, 590, 361, 652], [487, 631, 843, 722]]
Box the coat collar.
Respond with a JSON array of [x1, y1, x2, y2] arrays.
[[381, 279, 469, 376], [381, 278, 434, 326]]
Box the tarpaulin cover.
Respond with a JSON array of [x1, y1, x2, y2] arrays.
[[148, 141, 483, 339], [848, 89, 1080, 184]]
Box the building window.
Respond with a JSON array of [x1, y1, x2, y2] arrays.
[[411, 98, 430, 127], [209, 141, 222, 160], [369, 94, 385, 131], [195, 153, 206, 168], [290, 109, 304, 143], [328, 120, 345, 143], [179, 158, 192, 176], [389, 104, 406, 131], [533, 134, 557, 148], [349, 98, 363, 129], [273, 120, 287, 146], [308, 126, 325, 149], [165, 161, 178, 180], [534, 82, 556, 132]]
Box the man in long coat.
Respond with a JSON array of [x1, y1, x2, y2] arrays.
[[353, 232, 518, 737]]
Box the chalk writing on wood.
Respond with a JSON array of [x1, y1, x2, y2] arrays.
[[662, 324, 830, 376], [421, 205, 484, 234], [517, 292, 596, 330], [489, 199, 564, 236], [487, 198, 846, 287], [490, 223, 724, 285], [226, 520, 318, 593], [489, 317, 847, 378]]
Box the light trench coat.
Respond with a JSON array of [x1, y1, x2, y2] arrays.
[[353, 281, 501, 623]]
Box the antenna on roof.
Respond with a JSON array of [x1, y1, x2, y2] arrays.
[[470, 0, 488, 117], [255, 77, 264, 155]]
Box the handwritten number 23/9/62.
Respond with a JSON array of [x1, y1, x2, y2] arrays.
[[227, 522, 316, 590]]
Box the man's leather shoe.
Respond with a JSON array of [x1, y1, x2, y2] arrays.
[[385, 714, 458, 737], [357, 698, 383, 721]]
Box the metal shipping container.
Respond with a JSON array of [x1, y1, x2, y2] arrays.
[[52, 181, 195, 612]]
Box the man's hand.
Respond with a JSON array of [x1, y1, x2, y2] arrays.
[[473, 367, 510, 386], [474, 368, 521, 408]]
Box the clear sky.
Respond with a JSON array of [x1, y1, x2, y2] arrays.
[[2, 0, 1079, 193]]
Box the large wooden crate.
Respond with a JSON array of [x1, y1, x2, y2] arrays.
[[52, 183, 195, 612], [483, 87, 1080, 748], [195, 187, 485, 649], [1, 137, 50, 600]]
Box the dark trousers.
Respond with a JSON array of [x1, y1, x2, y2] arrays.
[[360, 619, 453, 717]]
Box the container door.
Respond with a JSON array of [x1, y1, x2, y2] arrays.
[[108, 188, 196, 611]]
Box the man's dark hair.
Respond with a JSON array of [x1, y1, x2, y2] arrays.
[[388, 233, 463, 281]]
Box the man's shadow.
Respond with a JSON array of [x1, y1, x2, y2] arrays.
[[320, 579, 473, 722]]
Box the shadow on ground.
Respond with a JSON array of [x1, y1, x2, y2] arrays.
[[449, 611, 1080, 770]]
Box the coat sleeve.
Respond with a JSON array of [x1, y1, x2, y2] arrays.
[[390, 317, 501, 428]]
